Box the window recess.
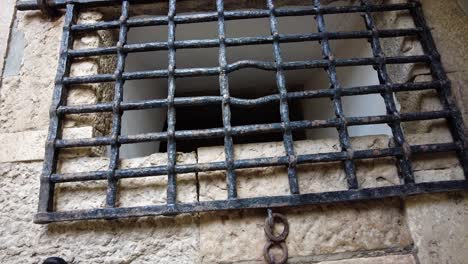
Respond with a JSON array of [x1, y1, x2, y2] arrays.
[[16, 0, 468, 223]]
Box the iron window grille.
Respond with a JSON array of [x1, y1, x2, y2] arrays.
[[16, 0, 468, 223]]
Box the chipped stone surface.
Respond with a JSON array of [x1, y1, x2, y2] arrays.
[[0, 12, 64, 133], [0, 11, 114, 135], [378, 0, 468, 130], [375, 3, 468, 263], [0, 161, 200, 263], [198, 136, 412, 263], [56, 152, 198, 211], [199, 200, 412, 263], [0, 127, 94, 163], [405, 192, 468, 264], [66, 11, 115, 137], [199, 136, 401, 201]]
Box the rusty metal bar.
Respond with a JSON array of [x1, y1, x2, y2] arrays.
[[61, 55, 431, 84], [267, 0, 299, 194], [68, 28, 423, 58], [409, 0, 468, 179], [166, 0, 177, 207], [56, 81, 444, 114], [217, 0, 238, 199], [34, 180, 468, 223], [314, 0, 358, 189], [48, 142, 459, 183], [361, 0, 414, 184], [38, 3, 76, 214], [105, 0, 129, 208]]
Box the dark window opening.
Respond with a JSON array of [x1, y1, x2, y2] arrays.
[[159, 97, 306, 153]]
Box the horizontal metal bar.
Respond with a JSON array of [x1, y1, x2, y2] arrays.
[[54, 110, 449, 148], [63, 3, 415, 32], [17, 0, 164, 10], [34, 180, 468, 223], [57, 81, 443, 114], [51, 142, 460, 183], [68, 28, 422, 58], [63, 55, 430, 84]]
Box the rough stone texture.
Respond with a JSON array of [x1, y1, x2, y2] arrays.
[[376, 2, 468, 264], [0, 161, 199, 264], [199, 136, 401, 201], [0, 127, 93, 163], [0, 12, 63, 133], [379, 0, 468, 126], [56, 152, 197, 210], [199, 200, 412, 263], [66, 11, 115, 138], [198, 137, 413, 263], [0, 10, 114, 136], [405, 192, 468, 264]]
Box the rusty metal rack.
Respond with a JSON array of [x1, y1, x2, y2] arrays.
[[16, 0, 468, 223]]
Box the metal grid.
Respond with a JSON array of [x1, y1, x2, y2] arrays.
[[16, 0, 468, 223]]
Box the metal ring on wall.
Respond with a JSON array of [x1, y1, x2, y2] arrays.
[[264, 213, 289, 242], [263, 241, 288, 264]]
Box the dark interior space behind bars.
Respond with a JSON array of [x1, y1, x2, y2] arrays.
[[15, 0, 468, 223]]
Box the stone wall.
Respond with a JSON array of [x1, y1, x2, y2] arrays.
[[0, 0, 467, 263], [376, 1, 468, 263]]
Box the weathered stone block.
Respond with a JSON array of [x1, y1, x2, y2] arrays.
[[0, 127, 94, 163], [56, 152, 198, 211], [405, 192, 468, 264], [199, 200, 412, 263], [0, 13, 63, 133], [198, 136, 400, 201], [118, 152, 198, 207], [198, 137, 412, 263], [0, 161, 199, 264]]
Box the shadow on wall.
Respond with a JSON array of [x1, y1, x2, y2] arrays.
[[121, 5, 392, 158]]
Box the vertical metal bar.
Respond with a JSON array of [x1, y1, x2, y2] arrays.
[[217, 0, 237, 199], [107, 0, 130, 207], [267, 0, 299, 194], [167, 0, 178, 206], [39, 3, 76, 213], [361, 0, 414, 184], [409, 0, 468, 179], [313, 0, 358, 189]]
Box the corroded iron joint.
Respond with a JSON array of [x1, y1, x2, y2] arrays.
[[37, 0, 59, 18]]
